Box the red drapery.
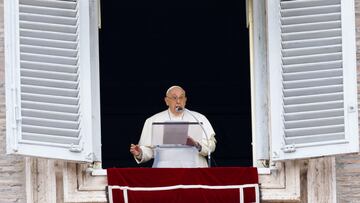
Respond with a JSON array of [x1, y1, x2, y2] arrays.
[[107, 167, 259, 203]]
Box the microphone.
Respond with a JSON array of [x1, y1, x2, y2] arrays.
[[175, 106, 184, 112], [182, 108, 212, 167]]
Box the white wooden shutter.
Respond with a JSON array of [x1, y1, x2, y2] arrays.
[[5, 0, 101, 162], [267, 0, 358, 161]]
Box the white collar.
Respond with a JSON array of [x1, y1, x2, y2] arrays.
[[167, 109, 184, 120]]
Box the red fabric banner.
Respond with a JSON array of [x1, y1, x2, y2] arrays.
[[107, 167, 259, 203]]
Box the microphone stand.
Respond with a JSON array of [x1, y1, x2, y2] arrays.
[[179, 108, 212, 167]]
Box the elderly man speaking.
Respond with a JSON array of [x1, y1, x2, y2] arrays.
[[129, 85, 216, 167]]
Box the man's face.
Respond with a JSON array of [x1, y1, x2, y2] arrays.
[[165, 87, 187, 115]]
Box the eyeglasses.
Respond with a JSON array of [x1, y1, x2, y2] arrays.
[[167, 96, 186, 101]]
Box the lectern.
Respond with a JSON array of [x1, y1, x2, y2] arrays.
[[151, 122, 202, 168], [153, 145, 198, 168]]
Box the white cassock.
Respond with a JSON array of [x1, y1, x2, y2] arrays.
[[135, 109, 216, 167]]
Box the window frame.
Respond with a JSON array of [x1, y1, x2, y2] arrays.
[[25, 0, 302, 202]]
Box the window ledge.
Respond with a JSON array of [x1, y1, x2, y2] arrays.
[[74, 161, 300, 202], [257, 167, 271, 175], [90, 167, 271, 176], [91, 169, 107, 176]]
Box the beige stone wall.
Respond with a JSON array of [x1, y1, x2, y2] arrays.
[[0, 0, 27, 202], [336, 0, 360, 202]]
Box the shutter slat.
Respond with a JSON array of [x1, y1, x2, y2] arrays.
[[20, 13, 77, 25], [20, 21, 77, 33], [280, 0, 340, 9], [285, 132, 344, 145], [281, 13, 340, 25], [21, 93, 79, 105], [21, 76, 78, 89], [21, 53, 77, 65], [20, 29, 77, 41], [23, 117, 79, 129], [283, 77, 342, 89], [285, 101, 343, 113], [22, 132, 80, 145], [282, 21, 340, 33], [20, 0, 77, 9], [21, 61, 77, 73], [283, 69, 342, 81], [285, 124, 344, 137], [282, 53, 342, 65], [21, 69, 78, 81], [284, 92, 343, 105], [22, 125, 79, 137], [21, 85, 79, 97], [21, 37, 77, 49], [283, 45, 341, 57], [283, 85, 342, 97], [20, 5, 77, 18], [283, 60, 342, 73], [21, 45, 77, 57], [282, 28, 341, 41], [285, 116, 344, 129], [281, 5, 340, 17], [282, 37, 341, 49], [284, 109, 343, 121], [22, 100, 78, 114], [22, 109, 79, 121]]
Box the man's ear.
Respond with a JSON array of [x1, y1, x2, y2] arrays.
[[164, 97, 169, 106]]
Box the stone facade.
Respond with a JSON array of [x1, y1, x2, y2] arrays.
[[1, 0, 360, 203]]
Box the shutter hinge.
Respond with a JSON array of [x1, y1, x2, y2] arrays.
[[14, 105, 21, 122], [282, 144, 296, 153], [69, 144, 83, 153], [12, 86, 21, 123], [85, 153, 94, 161], [11, 85, 20, 152], [272, 151, 280, 159], [348, 105, 356, 113]]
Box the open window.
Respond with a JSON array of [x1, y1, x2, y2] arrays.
[[5, 0, 253, 167], [4, 0, 358, 167], [98, 0, 253, 168], [4, 0, 101, 162]]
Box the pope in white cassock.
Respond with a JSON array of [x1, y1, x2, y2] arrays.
[[130, 85, 217, 167]]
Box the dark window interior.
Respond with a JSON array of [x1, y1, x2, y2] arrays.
[[99, 0, 252, 168]]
